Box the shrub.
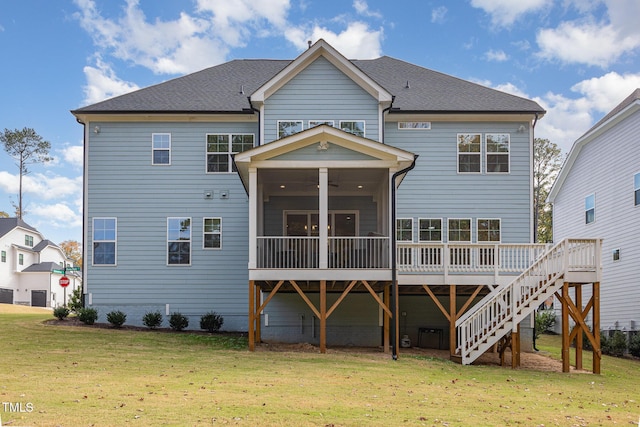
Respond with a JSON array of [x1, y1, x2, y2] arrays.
[[77, 307, 98, 325], [53, 306, 70, 320], [106, 310, 127, 328], [200, 311, 224, 333], [628, 333, 640, 358], [68, 286, 84, 314], [169, 312, 189, 331], [142, 311, 163, 329], [534, 309, 556, 338], [602, 330, 627, 357]]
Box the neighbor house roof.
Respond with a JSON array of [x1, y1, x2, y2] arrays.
[[548, 88, 640, 203], [21, 261, 63, 273], [72, 47, 544, 115], [32, 239, 61, 252], [0, 217, 39, 239]]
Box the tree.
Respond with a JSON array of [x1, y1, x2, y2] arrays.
[[533, 138, 563, 243], [0, 127, 52, 218], [59, 240, 83, 269], [0, 211, 9, 218]]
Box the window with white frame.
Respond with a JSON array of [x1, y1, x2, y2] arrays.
[[419, 218, 442, 241], [93, 218, 116, 265], [634, 173, 640, 206], [448, 218, 471, 265], [277, 120, 303, 139], [18, 254, 23, 265], [477, 219, 501, 242], [206, 134, 253, 173], [396, 218, 413, 241], [309, 120, 334, 128], [25, 235, 34, 246], [612, 248, 620, 262], [1, 250, 5, 262], [339, 120, 365, 137], [203, 218, 222, 249], [486, 134, 509, 173], [152, 133, 171, 165], [585, 194, 595, 224], [167, 217, 191, 265], [398, 122, 431, 130], [457, 134, 481, 173]]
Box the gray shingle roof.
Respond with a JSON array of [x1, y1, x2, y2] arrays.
[[33, 239, 60, 252], [0, 217, 39, 238], [581, 88, 640, 138], [21, 261, 63, 273], [72, 56, 544, 115]]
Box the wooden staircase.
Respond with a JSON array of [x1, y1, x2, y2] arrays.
[[455, 238, 601, 365]]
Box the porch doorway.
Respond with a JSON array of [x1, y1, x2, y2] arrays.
[[284, 211, 358, 237]]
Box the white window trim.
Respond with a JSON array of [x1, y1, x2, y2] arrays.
[[612, 248, 621, 262], [634, 172, 640, 207], [418, 218, 443, 242], [447, 218, 472, 243], [477, 218, 502, 243], [277, 120, 303, 139], [167, 217, 192, 266], [205, 133, 254, 174], [339, 120, 366, 137], [203, 217, 222, 250], [309, 120, 334, 128], [152, 133, 171, 166], [396, 217, 413, 242], [456, 133, 482, 174], [92, 217, 117, 266], [485, 133, 510, 174], [585, 193, 596, 224], [398, 122, 431, 130]]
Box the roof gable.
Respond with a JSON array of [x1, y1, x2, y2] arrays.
[[0, 217, 40, 239]]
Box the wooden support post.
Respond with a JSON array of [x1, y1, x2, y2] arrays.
[[449, 285, 456, 356], [593, 281, 601, 374], [383, 284, 390, 353], [513, 324, 521, 368], [320, 280, 327, 354], [248, 280, 255, 351], [561, 282, 570, 373], [574, 285, 583, 371], [255, 284, 261, 344]]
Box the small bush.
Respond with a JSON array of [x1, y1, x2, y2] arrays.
[[628, 333, 640, 358], [68, 287, 84, 314], [142, 311, 163, 329], [602, 330, 627, 357], [534, 309, 556, 338], [200, 311, 224, 333], [106, 310, 127, 328], [169, 312, 189, 331], [77, 307, 98, 325], [53, 306, 70, 320]]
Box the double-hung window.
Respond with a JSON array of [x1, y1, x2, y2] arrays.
[[25, 235, 34, 246], [203, 218, 222, 249], [1, 250, 5, 263], [277, 121, 303, 139], [585, 194, 595, 224], [339, 120, 365, 137], [167, 217, 191, 265], [206, 134, 253, 173], [457, 134, 481, 173], [93, 218, 116, 265], [634, 173, 640, 206], [152, 133, 171, 165], [486, 134, 509, 173], [477, 219, 500, 265], [396, 218, 413, 266], [18, 254, 23, 265], [448, 218, 471, 265]]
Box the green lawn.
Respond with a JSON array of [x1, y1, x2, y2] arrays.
[[1, 306, 638, 426]]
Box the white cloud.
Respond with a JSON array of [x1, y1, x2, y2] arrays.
[[470, 0, 552, 27], [286, 21, 383, 59], [30, 202, 83, 230], [61, 145, 84, 169], [485, 49, 508, 62], [82, 56, 139, 105], [431, 6, 447, 24], [353, 0, 382, 19], [0, 171, 82, 201]]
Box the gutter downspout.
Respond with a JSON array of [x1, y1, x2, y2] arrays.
[[247, 96, 261, 148], [381, 95, 396, 144], [75, 117, 87, 308], [532, 112, 540, 352], [390, 154, 419, 360]]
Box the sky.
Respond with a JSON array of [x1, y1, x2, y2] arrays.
[[1, 0, 639, 246]]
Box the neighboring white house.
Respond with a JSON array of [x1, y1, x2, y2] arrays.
[[0, 217, 81, 307], [548, 88, 640, 337]]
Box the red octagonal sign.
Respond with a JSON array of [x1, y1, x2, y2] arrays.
[[59, 276, 70, 288]]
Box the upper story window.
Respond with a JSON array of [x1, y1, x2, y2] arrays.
[[457, 134, 481, 173], [277, 121, 303, 139], [585, 194, 595, 224], [167, 217, 191, 265], [477, 219, 501, 242], [203, 218, 222, 249], [448, 219, 471, 242], [18, 254, 24, 265], [206, 134, 254, 173], [418, 218, 442, 242], [396, 218, 413, 241], [25, 235, 34, 247], [309, 120, 334, 128], [1, 250, 5, 262], [485, 134, 510, 173], [339, 120, 365, 137], [634, 173, 640, 206], [398, 122, 431, 130], [152, 133, 171, 165], [93, 218, 116, 265]]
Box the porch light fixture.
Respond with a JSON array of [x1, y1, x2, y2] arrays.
[[357, 185, 363, 189], [94, 125, 100, 134], [280, 185, 286, 189], [317, 141, 329, 150]]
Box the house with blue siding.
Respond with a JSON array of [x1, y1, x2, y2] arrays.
[[72, 40, 602, 367]]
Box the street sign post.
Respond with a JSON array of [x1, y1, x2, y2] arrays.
[[59, 276, 70, 307]]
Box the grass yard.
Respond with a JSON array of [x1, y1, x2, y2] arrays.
[[0, 305, 638, 426]]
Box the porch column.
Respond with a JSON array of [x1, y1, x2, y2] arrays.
[[248, 168, 257, 269], [319, 168, 329, 269]]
